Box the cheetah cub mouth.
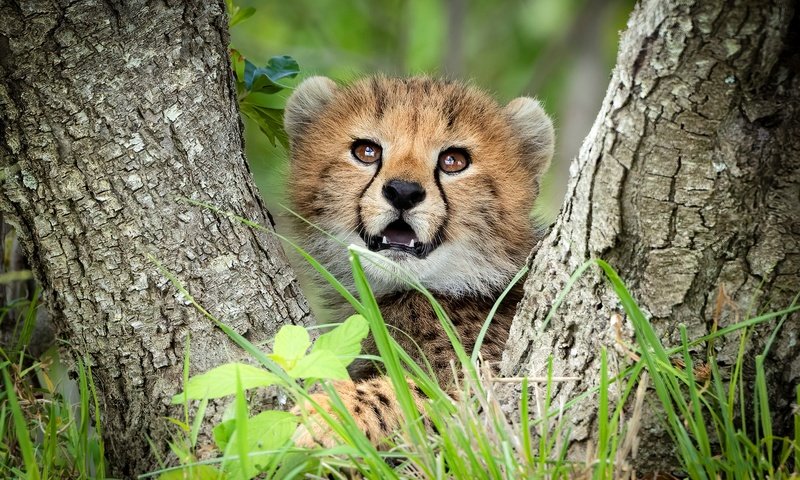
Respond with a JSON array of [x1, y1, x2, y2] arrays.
[[361, 219, 442, 259]]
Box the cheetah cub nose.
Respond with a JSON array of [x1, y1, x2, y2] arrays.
[[383, 179, 426, 210]]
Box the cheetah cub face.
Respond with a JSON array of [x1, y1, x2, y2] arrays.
[[284, 76, 554, 298]]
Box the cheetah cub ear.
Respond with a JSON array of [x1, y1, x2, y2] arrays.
[[504, 97, 555, 177], [284, 76, 338, 140]]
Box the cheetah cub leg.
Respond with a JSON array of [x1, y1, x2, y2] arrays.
[[292, 376, 427, 448]]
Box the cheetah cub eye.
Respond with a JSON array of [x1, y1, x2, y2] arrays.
[[438, 148, 470, 174], [352, 140, 382, 164]]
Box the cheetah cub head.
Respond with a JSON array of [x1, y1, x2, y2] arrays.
[[284, 76, 554, 298]]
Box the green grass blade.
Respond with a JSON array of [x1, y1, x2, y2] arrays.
[[77, 359, 91, 477], [728, 324, 750, 440], [606, 362, 644, 472], [755, 355, 773, 475], [349, 251, 426, 449], [13, 288, 40, 353], [679, 325, 713, 475], [596, 348, 609, 479], [537, 358, 554, 475], [795, 383, 799, 475], [191, 397, 210, 451], [696, 305, 799, 347], [594, 259, 706, 479], [86, 362, 106, 478], [710, 359, 745, 475], [520, 376, 533, 470], [539, 259, 595, 332], [42, 402, 57, 479], [760, 296, 795, 358], [316, 383, 399, 479], [471, 265, 528, 364], [2, 368, 40, 480]]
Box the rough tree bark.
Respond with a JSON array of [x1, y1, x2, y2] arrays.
[[0, 1, 311, 477], [501, 0, 799, 472]]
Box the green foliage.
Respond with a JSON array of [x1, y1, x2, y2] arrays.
[[0, 312, 107, 479], [590, 259, 800, 478], [269, 325, 310, 369], [227, 2, 299, 149], [231, 51, 299, 148], [2, 367, 40, 480], [0, 228, 108, 478], [169, 315, 367, 407], [151, 309, 371, 480], [312, 314, 370, 365], [225, 0, 254, 28]]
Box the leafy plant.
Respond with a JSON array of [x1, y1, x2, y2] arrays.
[[152, 314, 370, 479], [0, 326, 106, 479], [225, 0, 254, 28], [231, 52, 300, 148]]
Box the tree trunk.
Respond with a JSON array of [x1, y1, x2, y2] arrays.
[[502, 0, 799, 472], [0, 1, 311, 477]]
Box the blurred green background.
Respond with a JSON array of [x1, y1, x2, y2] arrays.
[[231, 0, 634, 225]]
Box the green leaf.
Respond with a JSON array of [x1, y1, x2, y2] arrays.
[[312, 314, 369, 367], [287, 349, 349, 380], [244, 59, 280, 94], [248, 105, 284, 122], [171, 363, 278, 403], [224, 411, 297, 479], [240, 104, 285, 147], [229, 6, 255, 28], [159, 465, 227, 480], [262, 55, 300, 82], [243, 92, 285, 109], [248, 411, 297, 448], [268, 325, 310, 370], [243, 55, 299, 93], [213, 418, 235, 451], [232, 369, 250, 480]]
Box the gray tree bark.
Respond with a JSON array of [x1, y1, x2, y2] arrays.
[[502, 0, 799, 472], [0, 1, 311, 477]]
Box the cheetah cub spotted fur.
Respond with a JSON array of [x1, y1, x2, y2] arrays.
[[284, 76, 554, 447]]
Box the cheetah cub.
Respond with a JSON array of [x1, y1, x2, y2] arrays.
[[284, 76, 554, 447]]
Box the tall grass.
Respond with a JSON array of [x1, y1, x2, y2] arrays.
[[149, 205, 800, 479], [0, 293, 107, 479], [3, 208, 797, 478]]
